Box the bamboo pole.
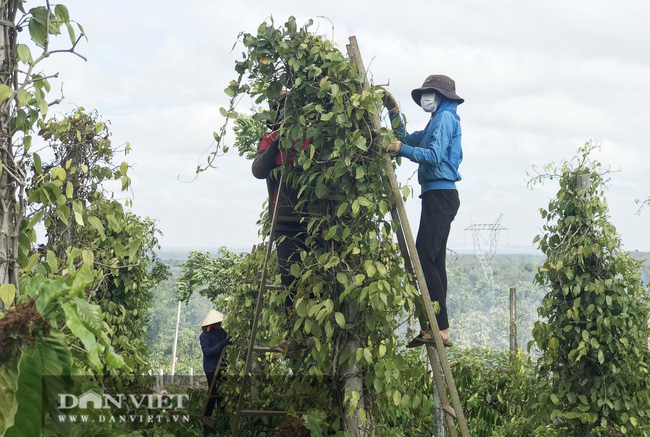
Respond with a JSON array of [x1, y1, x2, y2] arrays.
[[346, 35, 470, 437], [171, 301, 182, 381], [510, 287, 517, 355]]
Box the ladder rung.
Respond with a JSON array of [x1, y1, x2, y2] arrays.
[[264, 284, 285, 290], [240, 409, 288, 416], [277, 216, 301, 222], [264, 284, 297, 293], [252, 346, 282, 353], [443, 404, 457, 418]]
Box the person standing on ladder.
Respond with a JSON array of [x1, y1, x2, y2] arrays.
[[252, 92, 310, 354], [382, 75, 464, 347], [200, 309, 230, 427]]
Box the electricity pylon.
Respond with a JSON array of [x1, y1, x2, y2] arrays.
[[465, 215, 507, 284]]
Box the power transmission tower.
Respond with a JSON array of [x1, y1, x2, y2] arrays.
[[465, 215, 507, 284]]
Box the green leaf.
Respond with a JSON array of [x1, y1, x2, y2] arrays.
[[550, 393, 559, 405], [33, 153, 42, 174], [324, 256, 339, 269], [354, 135, 368, 151], [335, 312, 345, 328], [315, 183, 327, 199], [320, 112, 334, 121], [16, 45, 32, 64], [0, 283, 16, 307], [61, 302, 102, 372], [28, 18, 47, 46], [46, 250, 57, 272], [65, 22, 75, 45], [74, 298, 103, 336], [54, 4, 69, 22], [38, 331, 73, 406], [338, 347, 353, 364], [400, 393, 411, 409], [0, 84, 14, 102], [70, 264, 95, 297], [393, 390, 401, 407], [0, 362, 18, 433], [16, 89, 31, 107], [3, 347, 43, 437], [128, 239, 142, 261], [65, 182, 73, 198], [359, 407, 366, 424], [105, 345, 126, 369], [24, 253, 40, 272]]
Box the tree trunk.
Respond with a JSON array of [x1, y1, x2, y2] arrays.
[[0, 1, 19, 298], [337, 301, 373, 437]]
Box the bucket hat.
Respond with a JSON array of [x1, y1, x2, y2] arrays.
[[411, 75, 464, 105], [201, 309, 225, 327]]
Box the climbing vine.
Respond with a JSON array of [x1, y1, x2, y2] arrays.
[[528, 142, 650, 436], [198, 16, 436, 436], [0, 5, 164, 436]]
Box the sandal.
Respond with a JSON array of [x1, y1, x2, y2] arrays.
[[277, 339, 304, 355], [406, 330, 453, 348]]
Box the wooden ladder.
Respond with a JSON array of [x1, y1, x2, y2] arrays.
[[231, 37, 470, 436], [347, 36, 470, 437], [201, 348, 227, 419], [232, 174, 294, 435]]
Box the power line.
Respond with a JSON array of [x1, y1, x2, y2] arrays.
[[465, 214, 507, 285]]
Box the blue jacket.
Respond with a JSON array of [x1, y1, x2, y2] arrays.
[[200, 327, 230, 375], [390, 97, 462, 194]]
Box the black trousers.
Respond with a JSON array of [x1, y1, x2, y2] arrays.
[[276, 229, 308, 309], [415, 189, 460, 331], [204, 372, 222, 418]]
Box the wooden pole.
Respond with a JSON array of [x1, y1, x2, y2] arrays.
[[347, 35, 469, 437], [509, 287, 517, 355], [170, 301, 182, 381]]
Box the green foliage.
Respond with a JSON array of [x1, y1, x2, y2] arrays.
[[147, 268, 211, 376], [0, 6, 165, 435], [233, 113, 268, 160], [529, 142, 650, 436], [446, 261, 545, 351], [176, 248, 246, 309], [202, 16, 425, 434], [450, 348, 546, 437], [78, 201, 165, 376]]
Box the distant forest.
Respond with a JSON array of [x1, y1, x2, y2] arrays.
[[145, 251, 650, 375]]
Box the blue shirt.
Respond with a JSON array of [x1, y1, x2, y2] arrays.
[[200, 327, 230, 375], [390, 97, 462, 194]]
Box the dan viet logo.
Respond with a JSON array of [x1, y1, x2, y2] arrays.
[[56, 390, 190, 424]]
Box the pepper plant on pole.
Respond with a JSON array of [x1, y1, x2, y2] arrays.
[[203, 17, 438, 436], [529, 142, 650, 436]]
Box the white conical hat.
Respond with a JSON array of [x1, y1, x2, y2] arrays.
[[201, 309, 225, 327]]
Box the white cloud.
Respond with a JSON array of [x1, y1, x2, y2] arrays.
[[38, 0, 650, 251]]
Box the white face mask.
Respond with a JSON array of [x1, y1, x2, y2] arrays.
[[420, 93, 438, 113]]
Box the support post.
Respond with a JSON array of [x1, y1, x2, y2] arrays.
[[432, 351, 445, 437], [509, 287, 517, 355], [171, 301, 182, 382]]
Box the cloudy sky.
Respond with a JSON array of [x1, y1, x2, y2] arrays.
[[41, 0, 650, 254]]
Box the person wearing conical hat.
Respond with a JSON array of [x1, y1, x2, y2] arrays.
[[382, 75, 464, 348], [199, 309, 230, 428]]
